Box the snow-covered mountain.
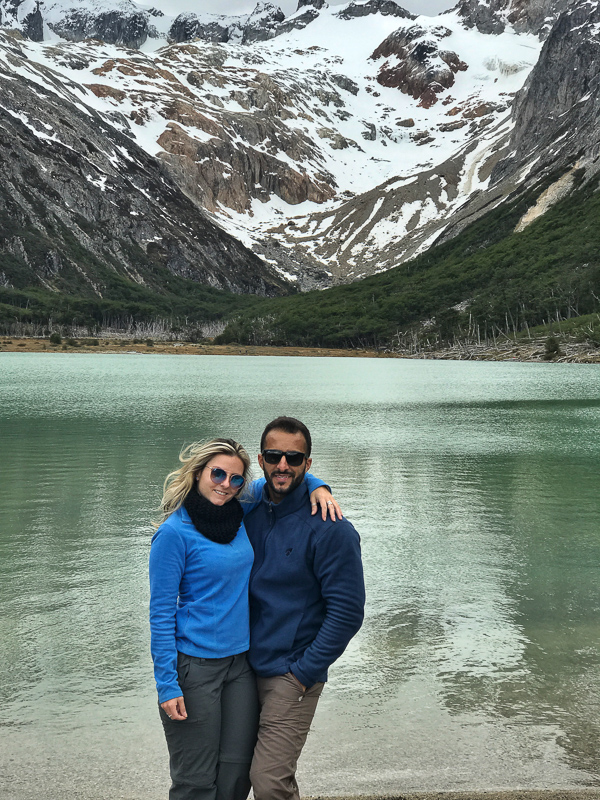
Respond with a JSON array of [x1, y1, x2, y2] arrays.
[[0, 27, 291, 295], [1, 0, 599, 294]]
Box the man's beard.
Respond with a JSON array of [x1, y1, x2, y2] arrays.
[[264, 467, 306, 498]]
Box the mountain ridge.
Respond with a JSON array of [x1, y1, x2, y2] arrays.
[[1, 0, 599, 345]]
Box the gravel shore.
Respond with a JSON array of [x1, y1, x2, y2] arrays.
[[2, 336, 600, 362], [305, 794, 600, 800]]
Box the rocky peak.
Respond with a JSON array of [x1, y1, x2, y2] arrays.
[[371, 24, 467, 107], [297, 0, 327, 8], [242, 2, 285, 43], [169, 2, 292, 46], [492, 0, 600, 184], [0, 0, 43, 40], [456, 0, 573, 38], [168, 13, 229, 44], [0, 0, 155, 46], [336, 0, 415, 20], [49, 7, 151, 48], [24, 2, 44, 40]]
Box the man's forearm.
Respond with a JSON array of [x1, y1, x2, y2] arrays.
[[290, 523, 365, 686]]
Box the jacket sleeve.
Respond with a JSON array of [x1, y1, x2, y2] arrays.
[[241, 476, 266, 514], [289, 520, 365, 687], [149, 523, 186, 703], [305, 472, 329, 495]]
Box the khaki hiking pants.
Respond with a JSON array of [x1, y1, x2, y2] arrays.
[[250, 673, 324, 800]]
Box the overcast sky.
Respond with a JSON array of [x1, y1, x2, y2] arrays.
[[178, 1, 456, 17]]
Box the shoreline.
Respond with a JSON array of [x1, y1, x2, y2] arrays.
[[1, 337, 600, 363], [0, 337, 391, 358], [305, 793, 600, 800]]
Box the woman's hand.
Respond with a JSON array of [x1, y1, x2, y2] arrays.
[[161, 696, 187, 721], [310, 486, 342, 521]]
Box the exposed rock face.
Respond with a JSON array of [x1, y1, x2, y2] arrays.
[[242, 2, 285, 43], [336, 0, 415, 20], [22, 4, 44, 41], [456, 0, 507, 34], [270, 6, 320, 36], [372, 25, 467, 107], [82, 45, 338, 214], [456, 0, 571, 38], [168, 3, 288, 46], [168, 14, 230, 44], [156, 113, 335, 213], [429, 0, 600, 252], [266, 149, 471, 283], [0, 32, 289, 297], [0, 0, 155, 47], [331, 73, 359, 95], [49, 9, 150, 48], [297, 0, 326, 8], [491, 0, 600, 185]]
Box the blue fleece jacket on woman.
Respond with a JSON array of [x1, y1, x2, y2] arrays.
[[149, 474, 326, 703]]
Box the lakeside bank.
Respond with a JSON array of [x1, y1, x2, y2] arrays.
[[306, 794, 600, 800], [1, 337, 600, 362]]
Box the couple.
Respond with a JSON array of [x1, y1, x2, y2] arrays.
[[149, 416, 366, 800]]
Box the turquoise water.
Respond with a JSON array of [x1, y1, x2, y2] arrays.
[[1, 353, 599, 798]]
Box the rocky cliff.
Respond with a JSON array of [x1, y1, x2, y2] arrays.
[[168, 3, 287, 46], [0, 31, 290, 298], [371, 24, 468, 108], [495, 0, 600, 179], [0, 0, 160, 46], [435, 0, 600, 245], [455, 0, 572, 37]]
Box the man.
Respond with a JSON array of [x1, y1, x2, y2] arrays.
[[245, 416, 365, 800]]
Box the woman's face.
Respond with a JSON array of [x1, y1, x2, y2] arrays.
[[197, 454, 245, 506]]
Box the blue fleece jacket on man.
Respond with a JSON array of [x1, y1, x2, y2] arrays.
[[245, 481, 365, 688]]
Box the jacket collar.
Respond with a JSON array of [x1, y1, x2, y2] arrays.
[[261, 479, 309, 517]]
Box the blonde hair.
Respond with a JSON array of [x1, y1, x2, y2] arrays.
[[153, 438, 252, 529]]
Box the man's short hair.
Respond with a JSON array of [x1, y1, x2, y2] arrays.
[[260, 416, 312, 458]]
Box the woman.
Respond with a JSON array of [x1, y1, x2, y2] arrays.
[[149, 438, 337, 800]]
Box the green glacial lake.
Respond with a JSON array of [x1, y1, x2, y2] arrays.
[[1, 353, 600, 798]]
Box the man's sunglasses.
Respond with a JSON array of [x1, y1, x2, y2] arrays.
[[261, 450, 307, 467], [210, 467, 245, 490]]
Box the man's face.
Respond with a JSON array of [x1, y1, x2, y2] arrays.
[[258, 429, 312, 504]]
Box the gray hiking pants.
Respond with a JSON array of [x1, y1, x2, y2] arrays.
[[159, 652, 259, 800]]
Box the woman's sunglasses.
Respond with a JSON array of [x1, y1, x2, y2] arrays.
[[261, 450, 306, 467], [210, 467, 245, 490]]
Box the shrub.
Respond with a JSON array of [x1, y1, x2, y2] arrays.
[[544, 336, 561, 360], [146, 338, 154, 347], [49, 332, 62, 345]]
